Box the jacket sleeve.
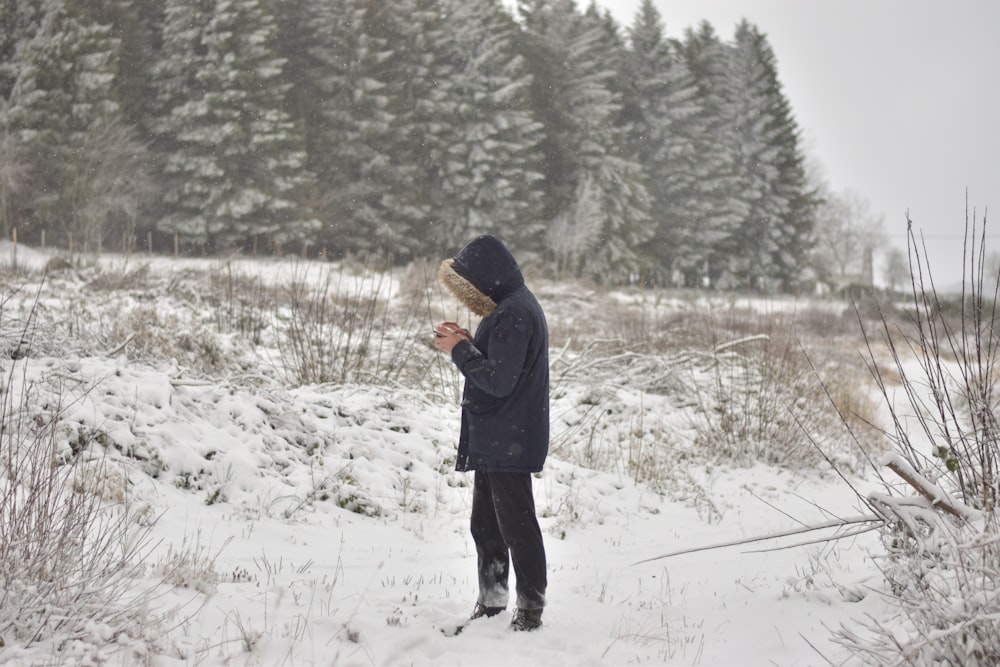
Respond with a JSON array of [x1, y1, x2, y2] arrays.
[[450, 309, 531, 398]]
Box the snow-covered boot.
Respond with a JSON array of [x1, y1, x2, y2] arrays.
[[469, 602, 505, 621], [443, 603, 505, 636], [509, 607, 543, 632]]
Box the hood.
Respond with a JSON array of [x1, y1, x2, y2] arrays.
[[438, 235, 525, 317]]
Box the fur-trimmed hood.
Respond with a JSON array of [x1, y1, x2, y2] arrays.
[[438, 235, 525, 316]]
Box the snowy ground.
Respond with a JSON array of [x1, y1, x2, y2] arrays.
[[0, 244, 894, 666], [143, 451, 886, 667]]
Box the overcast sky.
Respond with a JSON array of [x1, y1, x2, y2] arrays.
[[593, 0, 999, 287]]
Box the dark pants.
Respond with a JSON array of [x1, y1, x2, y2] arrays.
[[471, 470, 547, 610]]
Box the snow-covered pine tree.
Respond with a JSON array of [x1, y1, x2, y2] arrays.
[[349, 0, 458, 261], [576, 5, 651, 283], [433, 0, 545, 258], [722, 20, 786, 289], [271, 0, 323, 149], [682, 21, 749, 288], [81, 0, 159, 131], [723, 20, 816, 291], [271, 0, 388, 259], [621, 0, 702, 286], [583, 1, 629, 115], [0, 0, 33, 104], [519, 0, 650, 282], [1, 0, 149, 253], [736, 22, 818, 291], [150, 0, 225, 249], [1, 0, 94, 235], [0, 0, 38, 239], [152, 0, 317, 254]]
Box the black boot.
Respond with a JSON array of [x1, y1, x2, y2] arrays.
[[509, 607, 543, 632], [443, 602, 506, 636], [469, 602, 505, 621]]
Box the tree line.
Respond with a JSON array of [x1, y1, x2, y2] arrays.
[[0, 0, 822, 290]]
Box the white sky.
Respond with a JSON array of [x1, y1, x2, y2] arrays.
[[593, 0, 1000, 287]]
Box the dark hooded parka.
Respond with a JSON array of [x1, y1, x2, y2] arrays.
[[438, 235, 550, 473]]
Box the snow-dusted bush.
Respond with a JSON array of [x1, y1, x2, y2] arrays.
[[834, 214, 1000, 665], [685, 313, 879, 471], [0, 336, 160, 660], [840, 489, 1000, 665], [274, 261, 438, 388], [0, 264, 246, 375], [152, 533, 225, 595], [206, 259, 275, 343], [542, 287, 879, 521]]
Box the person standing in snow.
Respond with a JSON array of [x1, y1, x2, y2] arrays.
[[433, 234, 549, 633]]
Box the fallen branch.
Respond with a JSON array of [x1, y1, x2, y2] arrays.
[[744, 523, 881, 554], [882, 453, 981, 523], [106, 333, 136, 357], [632, 514, 880, 566]]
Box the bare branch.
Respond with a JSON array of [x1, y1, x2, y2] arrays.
[[632, 514, 881, 565], [882, 454, 981, 523]]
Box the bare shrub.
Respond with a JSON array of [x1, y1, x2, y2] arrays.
[[59, 118, 154, 256], [685, 309, 878, 470], [0, 339, 160, 657], [0, 126, 31, 245], [274, 261, 433, 387], [546, 288, 879, 479], [107, 303, 227, 373], [397, 258, 438, 308], [832, 209, 1000, 665], [207, 259, 276, 344]]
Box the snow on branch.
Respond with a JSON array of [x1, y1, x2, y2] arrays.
[[879, 453, 982, 524]]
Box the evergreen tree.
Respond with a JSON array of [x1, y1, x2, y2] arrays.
[[757, 33, 819, 291], [270, 0, 320, 137], [337, 0, 544, 263], [2, 0, 91, 240], [584, 1, 629, 119], [682, 21, 749, 287], [80, 0, 160, 130], [271, 0, 389, 259], [724, 20, 784, 288], [1, 0, 149, 252], [320, 0, 404, 259], [149, 0, 219, 248], [0, 0, 40, 238], [354, 0, 456, 261], [434, 0, 546, 258], [519, 0, 650, 281], [152, 0, 317, 253], [727, 20, 816, 290], [0, 0, 36, 103], [621, 0, 702, 285]]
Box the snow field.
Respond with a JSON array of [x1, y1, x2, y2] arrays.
[[0, 247, 895, 665]]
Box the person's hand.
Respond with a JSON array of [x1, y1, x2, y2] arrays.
[[433, 321, 471, 354]]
